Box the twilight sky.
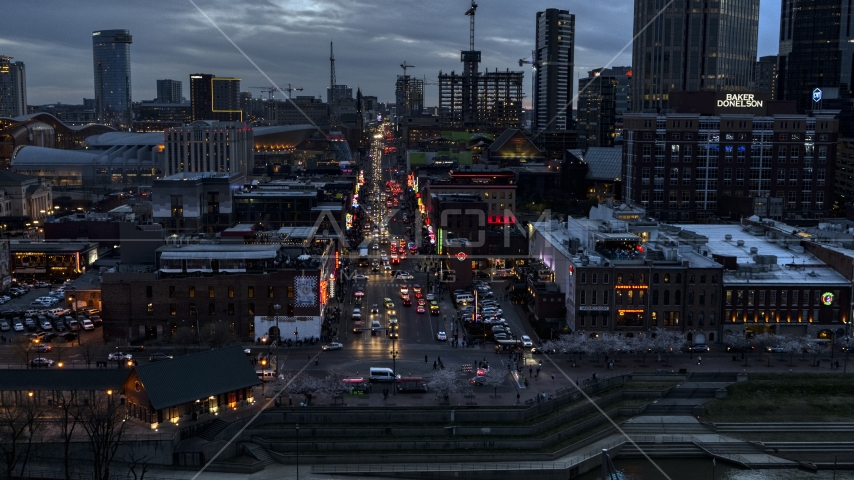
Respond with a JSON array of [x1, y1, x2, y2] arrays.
[[3, 0, 781, 109]]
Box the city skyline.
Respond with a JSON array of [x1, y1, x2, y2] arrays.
[[3, 0, 782, 109]]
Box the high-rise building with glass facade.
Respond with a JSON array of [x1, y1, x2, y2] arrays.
[[777, 0, 854, 114], [0, 56, 26, 118], [156, 79, 183, 104], [533, 8, 575, 131], [631, 0, 759, 112], [92, 29, 132, 128], [577, 67, 632, 151], [190, 74, 241, 122]]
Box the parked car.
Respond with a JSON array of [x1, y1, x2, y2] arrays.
[[436, 331, 447, 341], [688, 344, 710, 353], [54, 321, 66, 332], [12, 320, 24, 332], [89, 315, 102, 327], [81, 319, 94, 331], [0, 320, 8, 332], [148, 353, 173, 362], [32, 344, 52, 353], [520, 335, 533, 347], [40, 320, 53, 331], [30, 358, 55, 368], [35, 282, 50, 288], [108, 352, 132, 361]]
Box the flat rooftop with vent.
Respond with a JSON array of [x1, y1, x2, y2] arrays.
[[673, 224, 849, 287]]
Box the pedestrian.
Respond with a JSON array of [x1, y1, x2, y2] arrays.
[[529, 367, 532, 376], [315, 358, 319, 366], [516, 393, 520, 404], [425, 354, 428, 363], [433, 361, 437, 370], [697, 355, 702, 365], [551, 373, 555, 380]]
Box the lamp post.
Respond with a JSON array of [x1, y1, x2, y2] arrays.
[[273, 304, 281, 372], [391, 335, 398, 395], [295, 423, 300, 479]]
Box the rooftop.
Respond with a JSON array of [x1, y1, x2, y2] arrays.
[[11, 241, 98, 252], [0, 369, 128, 392]]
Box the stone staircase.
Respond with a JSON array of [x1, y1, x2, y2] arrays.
[[619, 442, 706, 458], [195, 419, 229, 441], [240, 442, 277, 466]]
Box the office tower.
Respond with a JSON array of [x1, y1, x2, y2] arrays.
[[777, 0, 854, 113], [0, 56, 26, 117], [190, 74, 242, 122], [395, 76, 424, 118], [156, 79, 183, 104], [92, 29, 133, 127], [164, 121, 253, 177], [631, 0, 759, 112], [326, 85, 352, 104], [577, 67, 632, 151], [533, 8, 575, 131], [754, 56, 777, 99]]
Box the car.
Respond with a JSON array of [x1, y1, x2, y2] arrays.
[[63, 332, 78, 342], [402, 296, 412, 306], [30, 358, 55, 368], [40, 321, 53, 331], [30, 301, 50, 307], [24, 318, 37, 331], [12, 320, 24, 332], [520, 335, 533, 347], [426, 293, 435, 301], [395, 272, 414, 280], [354, 290, 365, 297], [0, 320, 8, 332], [372, 243, 379, 250], [688, 344, 710, 353], [322, 342, 344, 351], [370, 304, 380, 314], [437, 331, 447, 341], [726, 344, 755, 353], [493, 333, 508, 341], [35, 282, 50, 288], [469, 375, 486, 386], [417, 298, 426, 306], [89, 315, 102, 327], [108, 352, 132, 361], [353, 273, 369, 281], [766, 345, 786, 353], [384, 298, 395, 309], [148, 352, 173, 362], [54, 321, 66, 332], [81, 319, 94, 331], [415, 305, 426, 314], [32, 344, 52, 352], [399, 285, 409, 295]]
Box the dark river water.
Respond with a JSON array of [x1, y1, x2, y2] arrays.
[[577, 458, 854, 480]]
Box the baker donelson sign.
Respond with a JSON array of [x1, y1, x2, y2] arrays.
[[717, 94, 763, 108]]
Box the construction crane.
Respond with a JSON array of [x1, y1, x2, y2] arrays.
[[465, 0, 478, 51], [400, 61, 415, 76], [284, 83, 303, 99], [248, 86, 278, 101]]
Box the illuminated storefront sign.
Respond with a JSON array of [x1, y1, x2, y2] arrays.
[[615, 285, 648, 289], [618, 309, 644, 314], [579, 306, 609, 311], [821, 292, 834, 306]]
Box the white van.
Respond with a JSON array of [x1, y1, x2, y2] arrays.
[[369, 367, 395, 382], [455, 294, 474, 305], [256, 370, 276, 382]]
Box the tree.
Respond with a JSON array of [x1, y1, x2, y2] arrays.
[[124, 451, 152, 480], [479, 367, 507, 398], [0, 401, 44, 480], [205, 321, 236, 349], [428, 368, 463, 404], [80, 343, 97, 368], [12, 337, 33, 368], [649, 329, 686, 366], [317, 376, 348, 402], [171, 327, 196, 355], [626, 335, 654, 366], [52, 391, 81, 480], [52, 339, 67, 366], [78, 391, 129, 480]]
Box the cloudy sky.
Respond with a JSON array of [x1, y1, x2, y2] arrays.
[[4, 0, 781, 108]]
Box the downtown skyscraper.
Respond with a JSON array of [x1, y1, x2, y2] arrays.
[[777, 0, 854, 114], [92, 29, 133, 128], [631, 0, 759, 112], [0, 56, 26, 117], [533, 8, 575, 131]]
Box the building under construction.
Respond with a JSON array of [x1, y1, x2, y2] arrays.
[[438, 68, 524, 130], [395, 75, 424, 118]]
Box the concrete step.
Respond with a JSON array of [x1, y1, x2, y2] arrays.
[[240, 442, 277, 466], [195, 419, 229, 441], [715, 423, 854, 432], [619, 443, 706, 458]]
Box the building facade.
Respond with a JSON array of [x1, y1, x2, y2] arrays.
[[754, 55, 777, 100], [533, 8, 575, 131], [0, 56, 26, 118], [92, 30, 133, 128], [623, 92, 838, 221], [211, 77, 241, 121], [631, 0, 759, 112], [438, 69, 524, 130], [164, 121, 253, 177], [395, 75, 424, 119], [577, 67, 631, 151], [156, 79, 183, 104], [777, 0, 854, 114]]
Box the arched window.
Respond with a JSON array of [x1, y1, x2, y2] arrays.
[[674, 290, 681, 305], [664, 273, 670, 283], [687, 312, 694, 326], [579, 290, 586, 305], [628, 273, 634, 284], [653, 273, 659, 284], [663, 290, 670, 305], [676, 273, 682, 283], [640, 273, 646, 284], [617, 273, 623, 284], [709, 313, 716, 326], [698, 312, 705, 326], [652, 290, 659, 305]]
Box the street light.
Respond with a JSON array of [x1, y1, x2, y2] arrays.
[[295, 423, 300, 479], [391, 335, 398, 395]]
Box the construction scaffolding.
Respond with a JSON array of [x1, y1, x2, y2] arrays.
[[438, 68, 524, 130]]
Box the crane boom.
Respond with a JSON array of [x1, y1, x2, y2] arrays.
[[465, 1, 477, 51]]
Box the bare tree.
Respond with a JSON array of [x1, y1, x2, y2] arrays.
[[53, 391, 81, 480], [479, 367, 507, 398], [428, 368, 462, 404], [80, 343, 97, 368], [52, 339, 67, 366], [0, 401, 44, 479], [12, 337, 33, 368], [171, 327, 196, 355], [77, 391, 128, 480], [205, 321, 236, 349], [124, 451, 152, 480]]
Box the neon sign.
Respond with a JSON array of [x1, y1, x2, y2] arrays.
[[615, 285, 648, 289], [821, 292, 834, 306]]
